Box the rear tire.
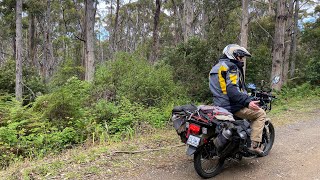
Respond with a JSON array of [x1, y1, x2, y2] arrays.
[[194, 147, 225, 178]]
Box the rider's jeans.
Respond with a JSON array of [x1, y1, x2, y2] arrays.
[[234, 108, 266, 142]]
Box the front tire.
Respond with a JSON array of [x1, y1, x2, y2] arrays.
[[261, 121, 275, 156], [194, 147, 225, 178]]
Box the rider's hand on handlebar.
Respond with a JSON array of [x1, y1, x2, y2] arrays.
[[249, 101, 260, 111]]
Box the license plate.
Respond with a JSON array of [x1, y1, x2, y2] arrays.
[[187, 135, 201, 147]]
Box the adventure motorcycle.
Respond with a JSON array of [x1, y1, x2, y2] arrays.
[[171, 77, 279, 178]]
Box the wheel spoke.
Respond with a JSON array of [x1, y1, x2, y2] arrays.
[[200, 153, 220, 173]]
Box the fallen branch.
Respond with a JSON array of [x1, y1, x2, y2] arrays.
[[112, 144, 185, 155]]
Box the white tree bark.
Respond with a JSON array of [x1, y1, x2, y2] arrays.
[[171, 0, 183, 45], [44, 0, 54, 83], [240, 0, 249, 78], [184, 0, 193, 42], [111, 0, 120, 54], [15, 0, 23, 101], [28, 13, 36, 67], [283, 0, 294, 84], [271, 0, 286, 90], [85, 0, 96, 82], [290, 0, 299, 78], [268, 0, 275, 15]]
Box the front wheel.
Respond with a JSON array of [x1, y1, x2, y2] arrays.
[[261, 121, 275, 156], [194, 146, 225, 179]]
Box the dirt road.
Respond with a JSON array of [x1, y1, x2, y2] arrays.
[[110, 117, 320, 180]]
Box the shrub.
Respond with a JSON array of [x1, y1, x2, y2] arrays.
[[0, 60, 45, 101], [94, 52, 188, 107], [32, 77, 90, 123], [275, 83, 320, 106], [49, 58, 84, 88], [305, 57, 320, 85], [107, 97, 171, 139]]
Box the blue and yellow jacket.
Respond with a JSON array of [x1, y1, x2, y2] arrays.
[[209, 58, 252, 113]]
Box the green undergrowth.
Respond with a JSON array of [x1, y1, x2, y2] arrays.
[[268, 83, 320, 126], [0, 90, 319, 179], [0, 53, 190, 169], [0, 128, 180, 180], [0, 51, 319, 175]]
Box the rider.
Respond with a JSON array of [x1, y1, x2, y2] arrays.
[[209, 44, 266, 156]]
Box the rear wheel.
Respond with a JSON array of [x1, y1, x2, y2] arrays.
[[194, 146, 225, 178], [261, 121, 275, 155]]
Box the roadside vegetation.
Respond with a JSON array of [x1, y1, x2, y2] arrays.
[[0, 1, 320, 179], [0, 37, 320, 171], [0, 88, 319, 179]]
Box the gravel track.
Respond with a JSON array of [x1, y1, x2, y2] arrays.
[[111, 117, 320, 180]]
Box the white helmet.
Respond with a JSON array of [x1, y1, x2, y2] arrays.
[[222, 44, 251, 60]]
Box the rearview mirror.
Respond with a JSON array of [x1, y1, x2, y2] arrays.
[[247, 83, 256, 90]]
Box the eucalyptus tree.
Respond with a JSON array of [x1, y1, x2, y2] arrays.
[[290, 0, 299, 78], [41, 0, 55, 83], [150, 0, 161, 63], [169, 0, 184, 45], [110, 0, 120, 55], [240, 0, 249, 77], [271, 0, 286, 90], [283, 0, 294, 84], [184, 0, 193, 42], [84, 0, 97, 82], [15, 0, 23, 101]]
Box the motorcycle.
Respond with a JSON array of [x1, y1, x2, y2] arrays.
[[171, 77, 279, 179]]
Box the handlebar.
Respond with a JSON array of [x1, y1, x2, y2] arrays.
[[250, 89, 276, 111]]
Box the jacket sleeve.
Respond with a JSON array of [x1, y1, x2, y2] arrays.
[[225, 65, 252, 107]]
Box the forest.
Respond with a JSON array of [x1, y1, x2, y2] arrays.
[[0, 0, 319, 168]]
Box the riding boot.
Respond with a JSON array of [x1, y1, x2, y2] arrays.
[[248, 141, 264, 157]]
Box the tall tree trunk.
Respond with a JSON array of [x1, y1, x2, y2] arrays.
[[201, 0, 209, 39], [283, 0, 294, 84], [150, 0, 161, 63], [71, 0, 86, 80], [271, 0, 286, 90], [111, 0, 120, 54], [268, 0, 275, 15], [240, 0, 249, 78], [28, 13, 37, 67], [98, 22, 104, 63], [85, 0, 96, 82], [133, 9, 139, 50], [15, 0, 23, 101], [44, 0, 54, 83], [184, 0, 193, 42], [60, 0, 68, 60], [171, 0, 182, 45], [290, 0, 298, 78]]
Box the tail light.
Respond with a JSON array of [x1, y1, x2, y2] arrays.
[[189, 123, 201, 135]]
